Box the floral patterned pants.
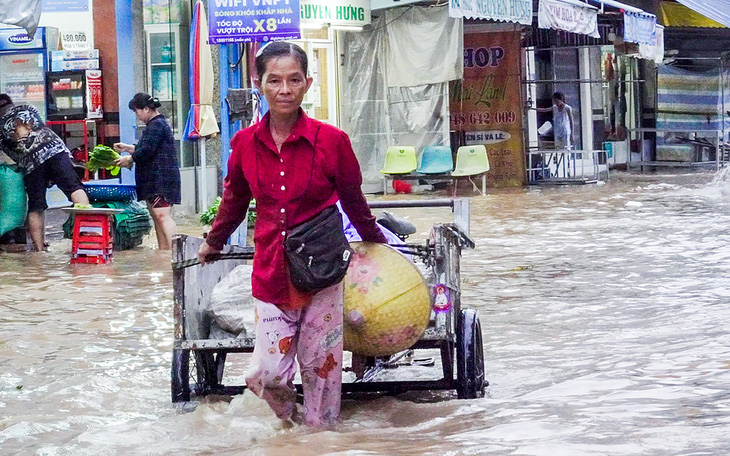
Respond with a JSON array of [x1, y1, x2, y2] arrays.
[[245, 282, 344, 427]]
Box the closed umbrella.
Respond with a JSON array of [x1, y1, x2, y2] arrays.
[[183, 0, 219, 212]]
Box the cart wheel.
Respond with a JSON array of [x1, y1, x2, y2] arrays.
[[456, 308, 486, 399], [193, 351, 219, 395], [214, 350, 227, 384], [171, 348, 190, 403]]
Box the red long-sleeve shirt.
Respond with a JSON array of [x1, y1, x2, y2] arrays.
[[206, 110, 386, 309]]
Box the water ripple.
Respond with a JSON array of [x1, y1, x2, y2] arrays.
[[3, 173, 730, 454]]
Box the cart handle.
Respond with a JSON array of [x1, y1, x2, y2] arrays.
[[171, 249, 255, 270], [171, 243, 432, 270]]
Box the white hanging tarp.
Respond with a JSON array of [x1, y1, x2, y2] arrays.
[[343, 9, 453, 191], [639, 24, 664, 64], [449, 0, 532, 26], [674, 0, 730, 28], [0, 0, 41, 37], [385, 6, 463, 87], [538, 0, 600, 38]]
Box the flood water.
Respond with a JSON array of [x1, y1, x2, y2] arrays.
[[2, 171, 730, 455]]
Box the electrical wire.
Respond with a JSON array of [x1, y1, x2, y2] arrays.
[[229, 43, 245, 69], [368, 5, 416, 32]]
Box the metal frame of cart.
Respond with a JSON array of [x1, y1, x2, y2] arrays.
[[170, 198, 487, 403]]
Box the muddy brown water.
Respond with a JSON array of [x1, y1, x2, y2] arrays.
[[2, 171, 730, 455]]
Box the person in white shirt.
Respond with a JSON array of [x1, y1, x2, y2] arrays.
[[536, 91, 575, 150]]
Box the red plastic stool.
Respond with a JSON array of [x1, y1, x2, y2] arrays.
[[63, 207, 121, 264], [71, 213, 113, 263]]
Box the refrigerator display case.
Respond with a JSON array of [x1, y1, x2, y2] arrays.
[[0, 27, 59, 120], [46, 71, 87, 121]]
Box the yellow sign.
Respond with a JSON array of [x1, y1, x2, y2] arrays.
[[450, 30, 524, 187]]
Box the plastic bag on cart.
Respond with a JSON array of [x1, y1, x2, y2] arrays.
[[207, 264, 256, 339]]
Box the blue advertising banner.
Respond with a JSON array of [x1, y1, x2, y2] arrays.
[[208, 0, 300, 44], [42, 0, 89, 13]]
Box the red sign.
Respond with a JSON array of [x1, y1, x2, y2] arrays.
[[86, 70, 102, 119]]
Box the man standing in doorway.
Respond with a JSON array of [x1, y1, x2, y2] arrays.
[[549, 92, 574, 150], [535, 91, 575, 150]]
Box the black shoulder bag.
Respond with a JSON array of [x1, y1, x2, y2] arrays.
[[279, 128, 352, 293], [284, 205, 352, 293]]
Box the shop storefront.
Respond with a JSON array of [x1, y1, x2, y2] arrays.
[[342, 4, 463, 192], [0, 0, 674, 205], [447, 0, 532, 187], [140, 0, 212, 215], [524, 0, 661, 180], [0, 1, 109, 207], [649, 1, 730, 168]]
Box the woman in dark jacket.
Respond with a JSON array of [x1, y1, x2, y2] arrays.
[[114, 93, 181, 250]]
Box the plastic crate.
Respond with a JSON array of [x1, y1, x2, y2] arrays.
[[84, 184, 137, 202]]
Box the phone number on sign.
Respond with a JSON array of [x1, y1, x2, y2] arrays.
[[451, 110, 517, 127]]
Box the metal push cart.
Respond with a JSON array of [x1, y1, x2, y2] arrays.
[[170, 199, 487, 403]]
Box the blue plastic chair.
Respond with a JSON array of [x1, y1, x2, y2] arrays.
[[417, 145, 453, 174]]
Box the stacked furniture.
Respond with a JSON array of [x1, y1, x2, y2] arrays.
[[380, 145, 490, 195], [63, 184, 152, 250]]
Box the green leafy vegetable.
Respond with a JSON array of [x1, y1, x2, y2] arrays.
[[86, 144, 121, 176], [199, 197, 257, 228], [200, 197, 221, 225]]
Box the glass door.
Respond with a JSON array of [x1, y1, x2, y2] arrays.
[[309, 44, 335, 125], [148, 31, 178, 134], [144, 23, 193, 167], [294, 30, 338, 126]]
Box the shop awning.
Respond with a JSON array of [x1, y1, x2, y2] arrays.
[[538, 0, 600, 38], [660, 1, 727, 28], [448, 0, 532, 26], [674, 0, 730, 28]]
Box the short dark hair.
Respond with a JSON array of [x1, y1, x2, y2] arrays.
[[0, 93, 13, 114], [255, 41, 308, 79], [128, 92, 161, 111], [552, 92, 565, 102]]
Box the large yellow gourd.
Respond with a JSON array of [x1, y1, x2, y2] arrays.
[[343, 242, 431, 356]]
